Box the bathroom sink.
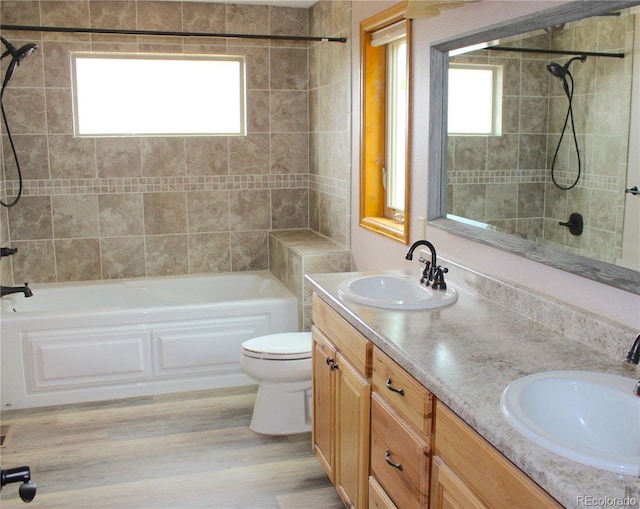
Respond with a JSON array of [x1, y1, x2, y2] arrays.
[[336, 275, 457, 310], [501, 370, 640, 475]]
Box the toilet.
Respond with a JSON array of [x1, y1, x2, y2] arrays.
[[240, 332, 313, 435]]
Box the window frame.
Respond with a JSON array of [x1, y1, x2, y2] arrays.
[[359, 3, 412, 244]]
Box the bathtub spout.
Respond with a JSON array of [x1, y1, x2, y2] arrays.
[[1, 284, 33, 298]]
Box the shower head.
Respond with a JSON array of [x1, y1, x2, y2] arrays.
[[1, 37, 38, 92], [1, 37, 38, 62], [546, 55, 587, 79]]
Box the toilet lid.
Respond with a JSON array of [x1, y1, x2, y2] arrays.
[[242, 332, 312, 360]]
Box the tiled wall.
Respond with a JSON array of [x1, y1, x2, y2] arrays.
[[447, 13, 633, 265], [270, 229, 351, 330], [308, 0, 351, 249], [0, 0, 352, 286]]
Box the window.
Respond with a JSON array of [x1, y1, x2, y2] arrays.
[[71, 52, 246, 137], [360, 4, 411, 244], [448, 64, 502, 135]]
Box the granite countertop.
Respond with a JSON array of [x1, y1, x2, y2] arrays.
[[305, 270, 640, 509]]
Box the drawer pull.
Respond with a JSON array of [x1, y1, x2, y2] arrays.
[[386, 377, 405, 396], [385, 449, 403, 471]]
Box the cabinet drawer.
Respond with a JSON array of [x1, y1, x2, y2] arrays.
[[371, 392, 430, 509], [434, 401, 562, 509], [372, 347, 433, 437], [312, 294, 371, 377], [368, 476, 398, 509]]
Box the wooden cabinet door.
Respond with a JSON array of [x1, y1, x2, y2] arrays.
[[312, 327, 336, 481], [335, 351, 371, 509], [430, 456, 489, 509]]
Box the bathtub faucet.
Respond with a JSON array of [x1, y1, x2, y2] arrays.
[[1, 283, 33, 298]]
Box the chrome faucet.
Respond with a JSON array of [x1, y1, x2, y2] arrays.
[[625, 334, 640, 397], [0, 284, 33, 298], [405, 240, 449, 290]]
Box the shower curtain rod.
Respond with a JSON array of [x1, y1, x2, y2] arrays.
[[0, 24, 347, 43], [489, 46, 624, 58]]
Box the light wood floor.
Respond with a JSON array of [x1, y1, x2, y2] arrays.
[[0, 385, 344, 509]]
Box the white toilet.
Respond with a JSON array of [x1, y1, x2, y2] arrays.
[[240, 332, 312, 435]]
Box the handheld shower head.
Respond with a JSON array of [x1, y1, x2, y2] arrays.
[[1, 37, 38, 91], [546, 62, 566, 79], [546, 55, 587, 80], [1, 37, 38, 62]]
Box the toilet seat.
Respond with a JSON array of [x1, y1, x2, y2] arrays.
[[242, 332, 311, 361]]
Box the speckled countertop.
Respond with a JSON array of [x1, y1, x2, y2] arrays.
[[305, 269, 640, 509]]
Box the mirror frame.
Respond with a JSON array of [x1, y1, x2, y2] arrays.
[[427, 0, 640, 295]]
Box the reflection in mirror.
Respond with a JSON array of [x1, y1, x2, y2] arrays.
[[428, 1, 640, 294]]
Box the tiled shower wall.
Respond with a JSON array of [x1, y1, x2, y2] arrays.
[[447, 13, 633, 265], [0, 0, 351, 285]]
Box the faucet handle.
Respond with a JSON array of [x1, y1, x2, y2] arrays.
[[431, 266, 449, 291]]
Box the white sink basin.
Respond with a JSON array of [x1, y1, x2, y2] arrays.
[[501, 370, 640, 475], [336, 275, 457, 310]]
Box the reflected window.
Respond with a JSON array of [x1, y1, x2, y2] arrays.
[[448, 64, 502, 135]]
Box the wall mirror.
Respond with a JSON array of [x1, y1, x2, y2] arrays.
[[428, 0, 640, 294]]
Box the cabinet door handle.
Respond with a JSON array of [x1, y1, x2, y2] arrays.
[[386, 377, 405, 396], [385, 449, 403, 471], [326, 357, 339, 371]]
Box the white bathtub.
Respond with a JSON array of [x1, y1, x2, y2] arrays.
[[0, 271, 298, 409]]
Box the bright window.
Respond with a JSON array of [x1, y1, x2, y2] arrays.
[[448, 64, 502, 135], [71, 52, 246, 137], [385, 37, 407, 218], [360, 4, 411, 244]]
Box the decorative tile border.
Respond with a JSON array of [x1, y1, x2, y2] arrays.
[[448, 169, 620, 191], [3, 174, 311, 195]]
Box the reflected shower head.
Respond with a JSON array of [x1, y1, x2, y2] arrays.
[[546, 55, 587, 80], [547, 62, 566, 79]]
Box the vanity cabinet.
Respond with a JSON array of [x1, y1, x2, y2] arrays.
[[370, 347, 432, 509], [312, 295, 372, 509], [311, 294, 562, 509], [431, 401, 562, 509]]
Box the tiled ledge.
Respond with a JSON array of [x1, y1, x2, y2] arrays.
[[444, 258, 638, 365], [269, 229, 351, 331]]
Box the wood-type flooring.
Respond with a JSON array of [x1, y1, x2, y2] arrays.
[[0, 385, 343, 509]]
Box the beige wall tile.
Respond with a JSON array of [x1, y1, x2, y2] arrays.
[[49, 135, 97, 179], [12, 240, 57, 283], [229, 189, 270, 231], [100, 236, 145, 279], [52, 195, 100, 238], [188, 232, 231, 273], [187, 190, 230, 233], [230, 230, 268, 271], [99, 193, 144, 237], [141, 138, 186, 177], [96, 138, 142, 178], [145, 234, 189, 276], [41, 1, 90, 27], [8, 196, 53, 241], [143, 192, 187, 235], [55, 238, 101, 281]]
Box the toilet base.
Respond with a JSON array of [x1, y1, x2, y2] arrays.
[[250, 381, 311, 435]]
